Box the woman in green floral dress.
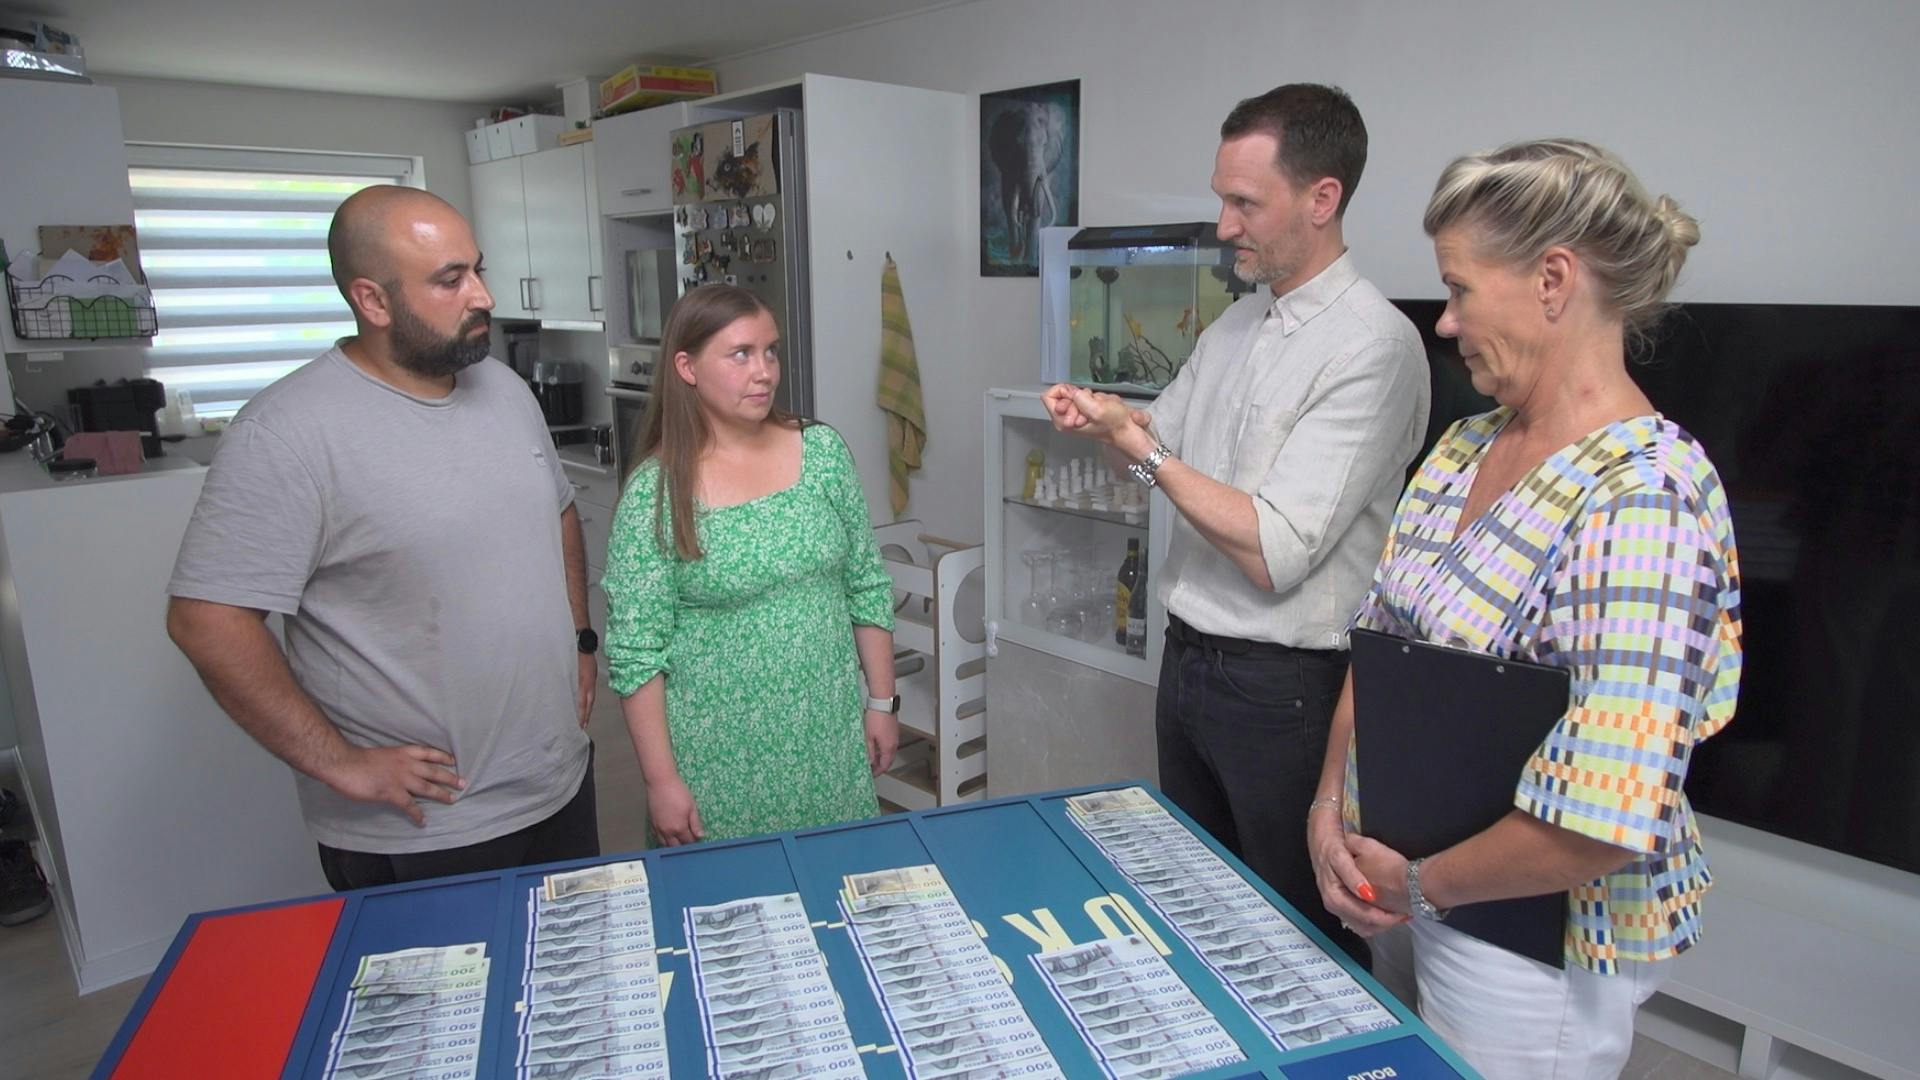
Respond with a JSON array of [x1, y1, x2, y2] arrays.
[[604, 285, 898, 845]]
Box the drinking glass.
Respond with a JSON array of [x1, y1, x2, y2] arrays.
[[1020, 550, 1050, 628]]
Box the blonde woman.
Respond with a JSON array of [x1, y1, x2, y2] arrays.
[[603, 285, 898, 846], [1308, 140, 1742, 1077]]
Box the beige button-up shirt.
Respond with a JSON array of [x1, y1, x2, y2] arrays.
[[1143, 252, 1430, 649]]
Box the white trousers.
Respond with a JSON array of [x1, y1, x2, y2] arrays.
[[1369, 920, 1670, 1080]]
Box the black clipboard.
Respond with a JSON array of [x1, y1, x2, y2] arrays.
[[1349, 627, 1572, 968]]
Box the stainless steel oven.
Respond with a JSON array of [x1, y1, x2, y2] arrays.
[[607, 340, 658, 478], [606, 385, 650, 480]]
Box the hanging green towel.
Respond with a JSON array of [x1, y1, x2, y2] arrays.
[[876, 254, 927, 516]]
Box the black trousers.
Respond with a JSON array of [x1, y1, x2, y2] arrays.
[[318, 752, 601, 892], [1155, 620, 1368, 964]]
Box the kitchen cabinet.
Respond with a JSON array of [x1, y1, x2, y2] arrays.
[[592, 102, 696, 218], [470, 145, 603, 323], [0, 453, 324, 991], [561, 451, 620, 583], [0, 80, 139, 354]]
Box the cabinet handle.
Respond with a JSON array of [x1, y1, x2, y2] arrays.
[[621, 187, 654, 196], [518, 277, 531, 310], [527, 277, 541, 311], [588, 275, 602, 312]]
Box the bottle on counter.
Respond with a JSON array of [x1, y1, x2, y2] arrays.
[[1125, 556, 1148, 657], [1114, 537, 1140, 645]]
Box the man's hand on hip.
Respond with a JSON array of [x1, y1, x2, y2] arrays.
[[321, 744, 465, 827]]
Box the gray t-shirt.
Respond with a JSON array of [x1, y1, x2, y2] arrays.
[[169, 345, 590, 854]]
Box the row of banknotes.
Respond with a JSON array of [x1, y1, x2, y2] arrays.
[[684, 892, 863, 1080], [841, 865, 1065, 1080], [1066, 787, 1400, 1048], [1031, 934, 1247, 1079], [322, 942, 490, 1080], [514, 859, 667, 1080]]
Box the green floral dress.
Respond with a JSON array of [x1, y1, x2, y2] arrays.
[[603, 424, 895, 842]]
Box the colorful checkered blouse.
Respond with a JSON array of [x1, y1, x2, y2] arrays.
[[1346, 408, 1743, 973]]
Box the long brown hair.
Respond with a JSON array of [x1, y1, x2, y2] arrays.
[[629, 285, 807, 560]]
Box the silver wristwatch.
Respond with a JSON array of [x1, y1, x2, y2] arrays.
[[865, 694, 901, 714], [1127, 444, 1173, 488], [1406, 857, 1448, 922]]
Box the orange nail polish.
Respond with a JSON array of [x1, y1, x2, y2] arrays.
[[1357, 882, 1378, 904]]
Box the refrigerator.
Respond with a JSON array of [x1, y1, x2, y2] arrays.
[[669, 110, 814, 417]]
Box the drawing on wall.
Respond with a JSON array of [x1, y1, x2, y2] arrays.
[[980, 79, 1079, 277]]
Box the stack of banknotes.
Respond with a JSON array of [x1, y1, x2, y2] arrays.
[[840, 865, 1065, 1080], [684, 892, 863, 1080], [1032, 934, 1246, 1079], [322, 942, 490, 1080], [515, 859, 667, 1079], [1066, 788, 1400, 1048]]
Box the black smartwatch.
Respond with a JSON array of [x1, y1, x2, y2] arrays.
[[576, 627, 599, 655]]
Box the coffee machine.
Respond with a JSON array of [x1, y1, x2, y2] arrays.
[[67, 377, 168, 457]]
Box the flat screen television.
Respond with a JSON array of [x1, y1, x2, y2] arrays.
[[1391, 299, 1920, 876]]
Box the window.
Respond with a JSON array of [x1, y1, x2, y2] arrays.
[[128, 144, 417, 418]]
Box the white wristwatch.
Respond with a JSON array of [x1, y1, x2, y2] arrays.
[[865, 694, 901, 714]]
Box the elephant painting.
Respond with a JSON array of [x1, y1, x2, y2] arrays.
[[980, 80, 1079, 276]]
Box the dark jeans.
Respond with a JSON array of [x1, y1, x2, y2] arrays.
[[318, 751, 600, 892], [1155, 621, 1367, 964]]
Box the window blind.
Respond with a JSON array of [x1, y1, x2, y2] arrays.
[[128, 144, 416, 418]]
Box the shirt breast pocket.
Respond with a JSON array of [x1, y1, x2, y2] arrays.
[[1229, 402, 1295, 491]]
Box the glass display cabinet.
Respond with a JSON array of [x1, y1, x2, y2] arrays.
[[983, 386, 1171, 685]]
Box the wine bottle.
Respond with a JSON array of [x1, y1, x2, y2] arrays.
[[1114, 538, 1140, 644], [1125, 557, 1148, 657]]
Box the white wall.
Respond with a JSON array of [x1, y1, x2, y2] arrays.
[[6, 75, 489, 413], [709, 0, 1920, 544], [98, 74, 484, 218]]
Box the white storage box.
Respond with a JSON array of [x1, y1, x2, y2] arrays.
[[477, 115, 568, 160]]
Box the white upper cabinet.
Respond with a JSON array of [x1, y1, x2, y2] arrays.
[[592, 103, 692, 218], [0, 80, 138, 353], [471, 144, 602, 324]]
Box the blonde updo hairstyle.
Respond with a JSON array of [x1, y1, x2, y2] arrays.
[[1423, 138, 1699, 337]]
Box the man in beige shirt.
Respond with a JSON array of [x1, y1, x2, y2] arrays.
[[1047, 84, 1430, 958]]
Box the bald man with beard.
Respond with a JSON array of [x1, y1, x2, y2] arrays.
[[167, 186, 601, 890]]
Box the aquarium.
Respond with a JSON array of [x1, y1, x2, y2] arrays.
[[1065, 223, 1244, 394]]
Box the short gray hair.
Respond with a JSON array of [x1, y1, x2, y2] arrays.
[[1423, 139, 1699, 334]]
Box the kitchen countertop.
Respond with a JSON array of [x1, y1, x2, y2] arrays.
[[0, 447, 204, 497], [556, 445, 615, 476]]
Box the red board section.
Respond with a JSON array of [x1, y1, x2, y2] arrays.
[[112, 897, 344, 1079]]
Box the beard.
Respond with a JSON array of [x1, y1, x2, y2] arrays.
[[1232, 212, 1311, 287], [390, 297, 491, 377]]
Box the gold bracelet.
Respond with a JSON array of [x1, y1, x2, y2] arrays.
[[1307, 796, 1340, 817]]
